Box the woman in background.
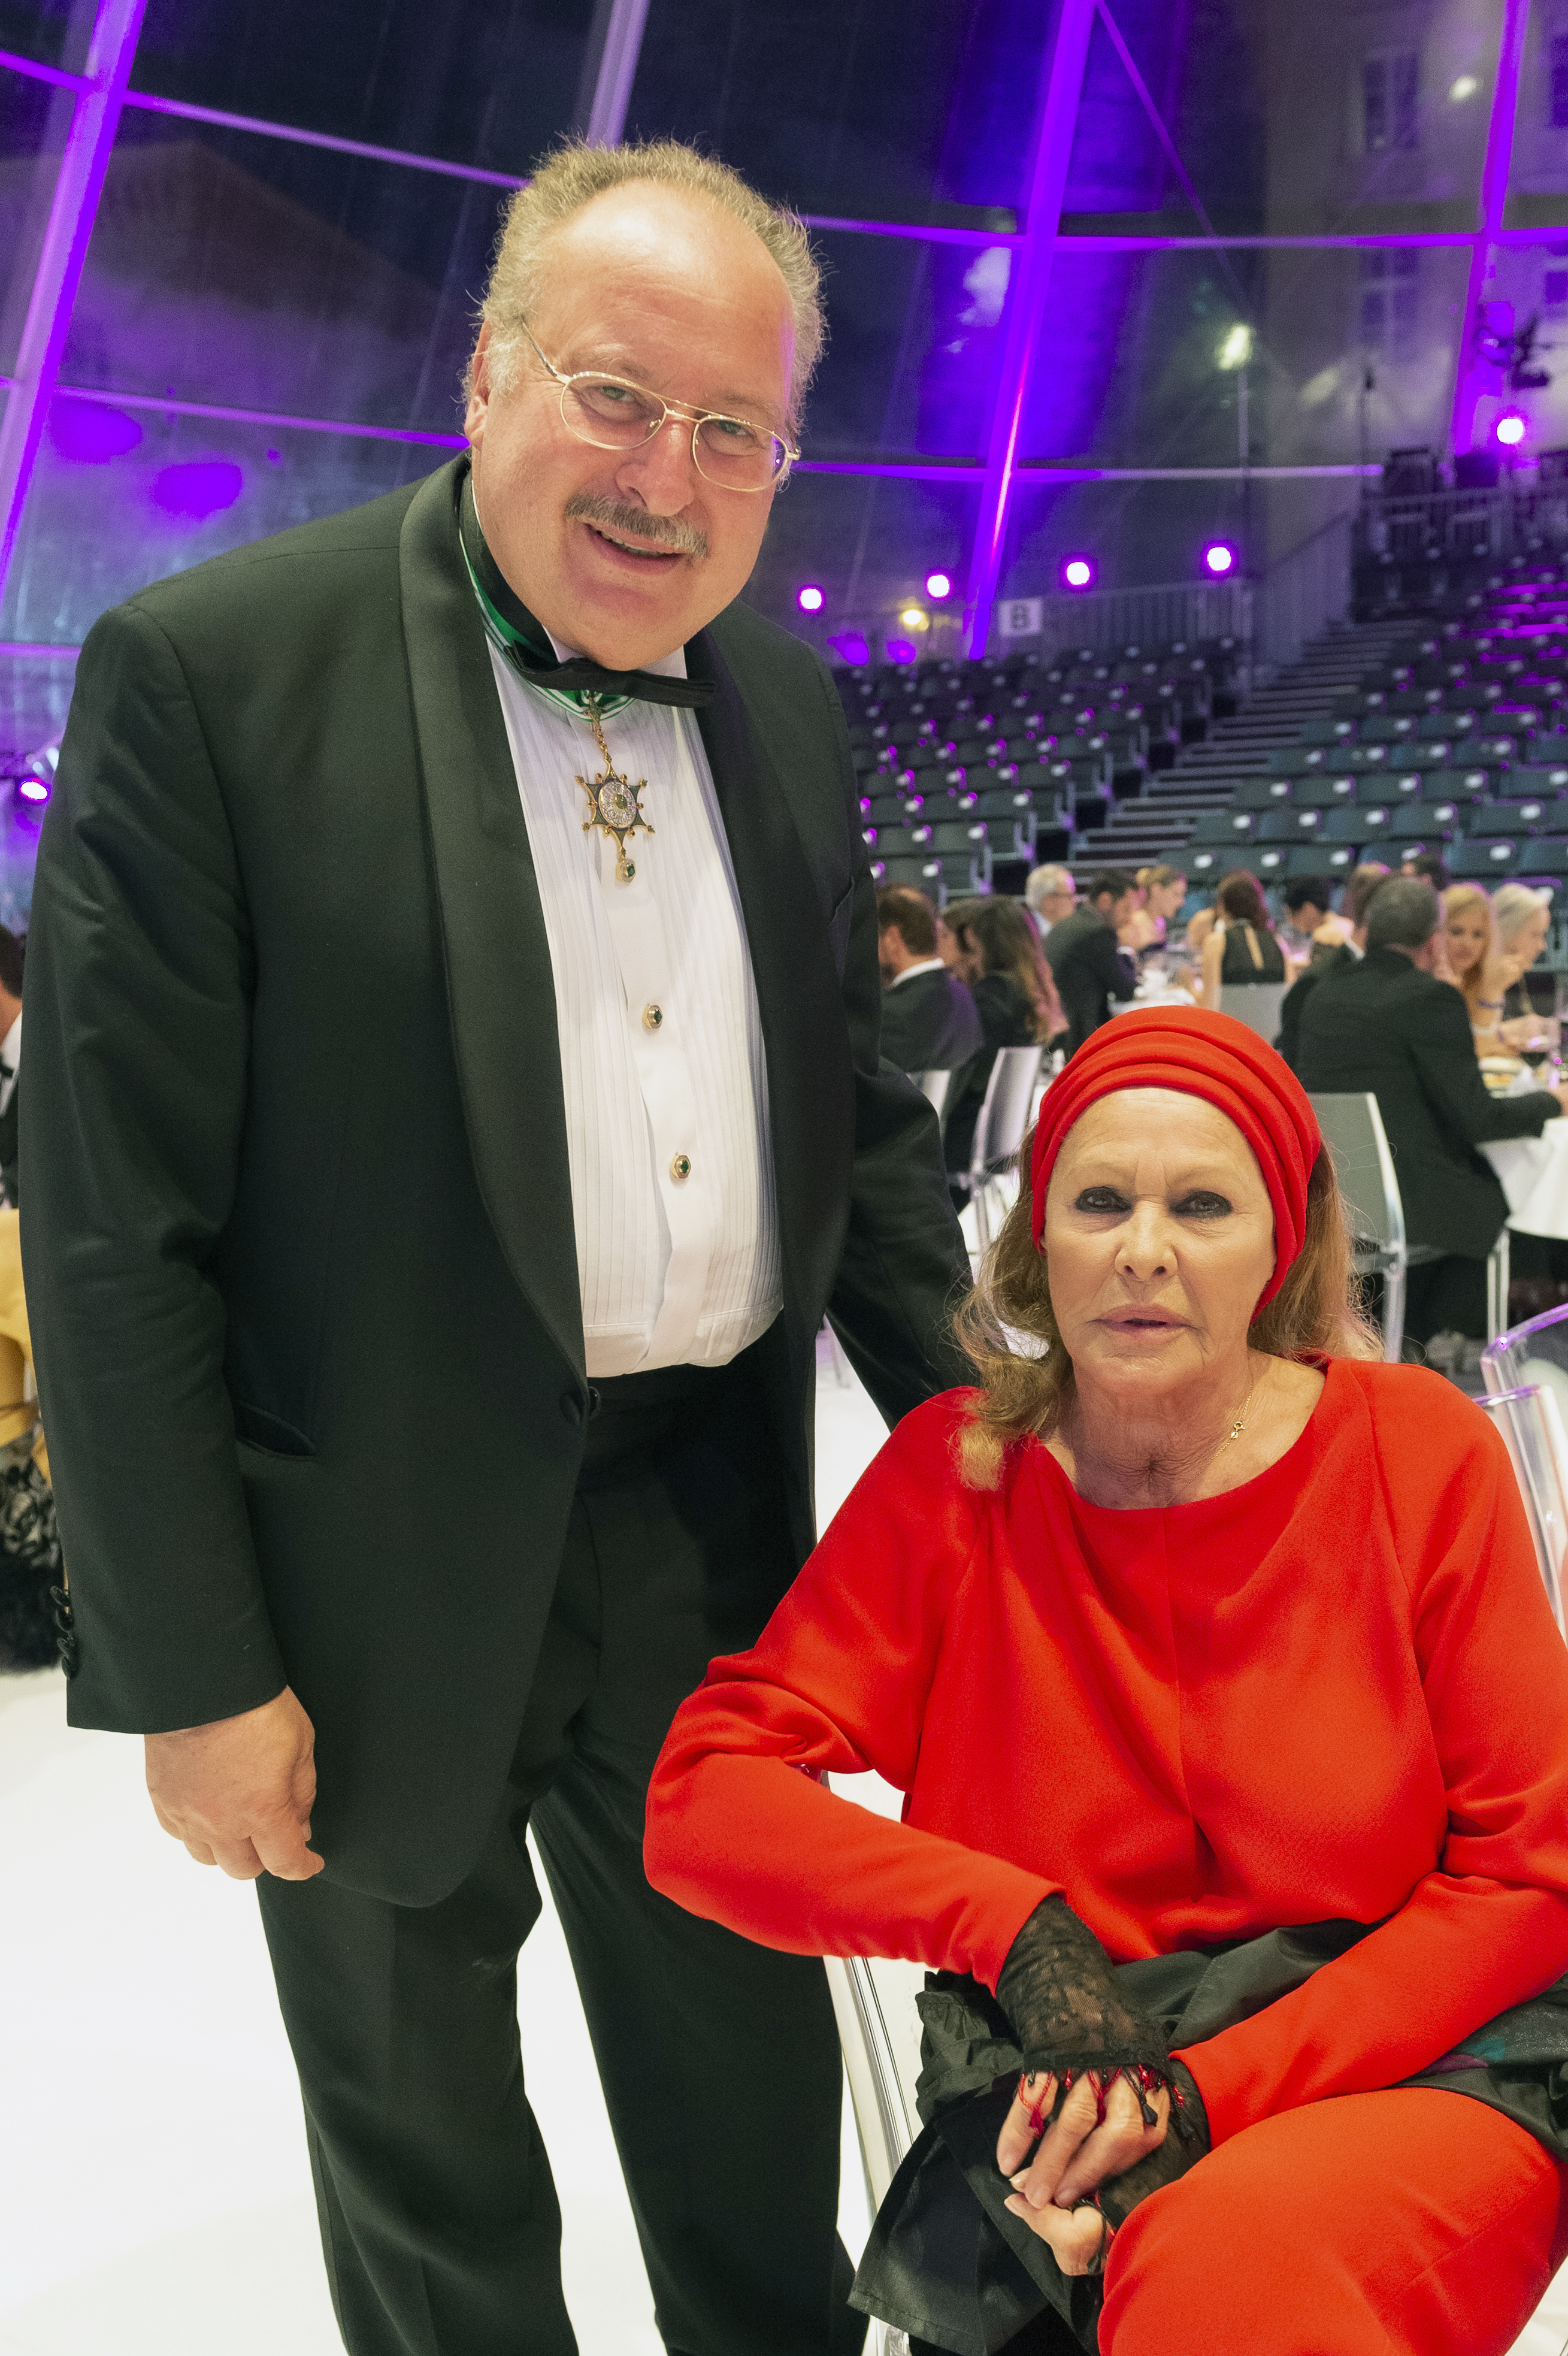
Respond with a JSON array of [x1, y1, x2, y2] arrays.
[[1198, 871, 1290, 1012], [1493, 884, 1557, 1052], [1442, 884, 1513, 1058], [941, 897, 1064, 1186]]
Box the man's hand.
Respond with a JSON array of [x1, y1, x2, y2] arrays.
[[145, 1686, 323, 1880]]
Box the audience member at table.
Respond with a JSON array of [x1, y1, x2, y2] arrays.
[[646, 1005, 1568, 2356], [1442, 884, 1516, 1060], [1402, 848, 1453, 896], [0, 1206, 61, 1674], [0, 926, 24, 1211], [942, 897, 1064, 1185], [1024, 864, 1076, 939], [1198, 872, 1289, 1011], [877, 884, 985, 1076], [1295, 876, 1568, 1354], [1277, 876, 1342, 966], [1045, 870, 1137, 1057], [1493, 884, 1557, 1048], [1275, 860, 1390, 1069], [1119, 866, 1186, 961]]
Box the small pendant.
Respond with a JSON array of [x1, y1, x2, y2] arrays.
[[576, 754, 652, 881]]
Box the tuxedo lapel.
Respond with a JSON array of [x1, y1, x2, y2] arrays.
[[688, 630, 855, 1361], [399, 461, 585, 1382]]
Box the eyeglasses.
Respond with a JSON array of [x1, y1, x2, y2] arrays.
[[519, 322, 798, 492]]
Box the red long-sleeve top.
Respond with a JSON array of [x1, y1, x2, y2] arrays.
[[644, 1360, 1568, 2149]]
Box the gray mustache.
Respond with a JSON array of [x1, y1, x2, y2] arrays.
[[565, 492, 708, 561]]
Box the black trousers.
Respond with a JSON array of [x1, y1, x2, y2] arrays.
[[258, 1350, 863, 2356], [1403, 1255, 1488, 1346]]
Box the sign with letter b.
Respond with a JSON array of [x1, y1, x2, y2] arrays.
[[996, 597, 1043, 638]]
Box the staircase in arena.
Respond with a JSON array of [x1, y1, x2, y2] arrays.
[[1073, 619, 1424, 875]]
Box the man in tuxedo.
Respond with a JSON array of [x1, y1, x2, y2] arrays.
[[1295, 877, 1568, 1345], [23, 140, 968, 2356], [876, 884, 982, 1073], [0, 927, 22, 1206], [1043, 868, 1137, 1055]]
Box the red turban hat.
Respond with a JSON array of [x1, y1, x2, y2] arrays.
[[1028, 1008, 1322, 1311]]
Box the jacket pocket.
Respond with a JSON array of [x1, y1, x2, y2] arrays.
[[232, 1400, 316, 1459]]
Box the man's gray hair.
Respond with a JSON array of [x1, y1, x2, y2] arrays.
[[1364, 876, 1440, 953], [473, 138, 826, 437], [1025, 864, 1074, 911]]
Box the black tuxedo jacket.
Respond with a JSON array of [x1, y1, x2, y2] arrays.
[[1043, 906, 1135, 1056], [23, 458, 969, 1903], [1295, 945, 1559, 1259], [878, 967, 983, 1075]]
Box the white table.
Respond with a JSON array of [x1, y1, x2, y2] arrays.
[[1482, 1079, 1568, 1239]]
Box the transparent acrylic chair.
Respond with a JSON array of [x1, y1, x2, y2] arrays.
[[960, 1044, 1045, 1254], [1480, 1303, 1568, 1633]]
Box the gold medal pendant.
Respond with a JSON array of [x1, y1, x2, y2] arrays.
[[574, 694, 652, 882]]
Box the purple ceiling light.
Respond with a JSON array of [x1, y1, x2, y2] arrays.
[[1203, 540, 1238, 576], [797, 584, 825, 613], [1061, 555, 1097, 590], [47, 395, 142, 463], [1449, 0, 1531, 461], [961, 0, 1098, 661], [925, 571, 952, 599], [0, 0, 151, 609]]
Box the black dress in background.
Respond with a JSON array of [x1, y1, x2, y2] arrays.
[[1218, 922, 1286, 985], [945, 972, 1036, 1185]]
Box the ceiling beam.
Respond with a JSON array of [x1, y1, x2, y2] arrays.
[[961, 0, 1098, 660]]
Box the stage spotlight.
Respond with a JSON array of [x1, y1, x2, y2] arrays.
[[925, 571, 952, 600], [797, 583, 824, 613], [17, 775, 49, 805], [1496, 412, 1527, 447], [1061, 556, 1095, 592], [899, 606, 930, 632], [1203, 541, 1237, 577]]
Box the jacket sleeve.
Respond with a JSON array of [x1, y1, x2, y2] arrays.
[[1176, 1396, 1568, 2145], [20, 603, 286, 1732], [1092, 927, 1137, 1004], [825, 810, 974, 1420], [1407, 981, 1560, 1144], [644, 1398, 1054, 1978]]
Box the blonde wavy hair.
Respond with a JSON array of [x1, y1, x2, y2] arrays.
[[953, 1141, 1380, 1487], [471, 138, 826, 435]]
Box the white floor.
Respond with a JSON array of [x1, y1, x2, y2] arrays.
[[0, 1346, 1563, 2355]]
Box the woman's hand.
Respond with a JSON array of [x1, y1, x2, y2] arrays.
[[997, 2067, 1168, 2272]]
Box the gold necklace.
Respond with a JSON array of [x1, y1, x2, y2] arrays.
[[573, 693, 653, 882], [1216, 1364, 1263, 1450]]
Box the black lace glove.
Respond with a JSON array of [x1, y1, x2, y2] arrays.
[[997, 1895, 1171, 2083]]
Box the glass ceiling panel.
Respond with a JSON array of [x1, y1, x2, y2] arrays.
[[801, 231, 1004, 464], [1015, 243, 1472, 471], [131, 0, 594, 178], [0, 0, 92, 73], [1506, 0, 1568, 229], [626, 0, 1039, 225], [0, 404, 432, 646], [60, 112, 502, 435], [0, 59, 73, 377], [1058, 0, 1487, 243]]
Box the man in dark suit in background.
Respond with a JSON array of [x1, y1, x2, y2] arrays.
[[1043, 867, 1137, 1055], [1295, 877, 1568, 1348], [876, 882, 982, 1073], [1274, 860, 1388, 1071], [23, 140, 968, 2356], [0, 927, 23, 1208]]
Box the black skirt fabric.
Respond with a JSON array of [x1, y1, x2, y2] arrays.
[[850, 1922, 1568, 2356]]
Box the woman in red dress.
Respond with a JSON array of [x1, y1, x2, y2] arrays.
[[644, 1007, 1568, 2355]]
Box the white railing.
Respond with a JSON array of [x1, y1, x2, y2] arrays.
[[1027, 578, 1253, 658]]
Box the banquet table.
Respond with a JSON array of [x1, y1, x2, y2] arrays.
[[1482, 1082, 1568, 1241]]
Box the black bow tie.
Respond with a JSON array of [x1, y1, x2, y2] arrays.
[[458, 473, 713, 711]]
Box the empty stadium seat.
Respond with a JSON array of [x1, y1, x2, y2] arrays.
[[1449, 839, 1522, 876], [1390, 799, 1457, 837]]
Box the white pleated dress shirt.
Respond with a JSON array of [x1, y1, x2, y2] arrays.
[[488, 639, 781, 1378]]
